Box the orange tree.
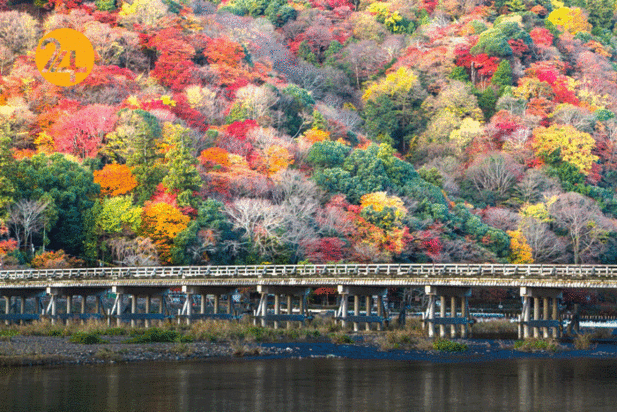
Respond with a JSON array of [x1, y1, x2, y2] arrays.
[[139, 202, 190, 264], [93, 164, 138, 196]]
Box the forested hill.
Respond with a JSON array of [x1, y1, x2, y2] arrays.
[[1, 0, 617, 268]]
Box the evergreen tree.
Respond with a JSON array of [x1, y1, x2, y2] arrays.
[[0, 125, 15, 221], [491, 60, 513, 94]]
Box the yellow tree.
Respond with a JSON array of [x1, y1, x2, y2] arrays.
[[360, 192, 407, 229], [532, 124, 598, 174], [303, 129, 330, 144], [507, 230, 534, 263], [264, 145, 293, 176], [547, 7, 592, 34]]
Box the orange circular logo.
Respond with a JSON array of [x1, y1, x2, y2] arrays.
[[35, 28, 94, 87]]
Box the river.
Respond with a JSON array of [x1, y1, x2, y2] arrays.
[[1, 356, 617, 411]]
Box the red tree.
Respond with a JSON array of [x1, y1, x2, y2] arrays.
[[53, 105, 118, 158]]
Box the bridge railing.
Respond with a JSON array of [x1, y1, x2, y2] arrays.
[[1, 263, 617, 281]]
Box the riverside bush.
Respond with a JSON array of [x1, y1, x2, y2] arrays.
[[432, 339, 468, 352], [329, 332, 354, 344], [126, 328, 180, 343], [70, 332, 107, 345]]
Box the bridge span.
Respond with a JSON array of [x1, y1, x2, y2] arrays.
[[0, 263, 615, 339]]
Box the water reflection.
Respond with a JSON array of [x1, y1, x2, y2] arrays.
[[1, 357, 617, 411]]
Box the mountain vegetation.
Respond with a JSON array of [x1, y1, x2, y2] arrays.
[[2, 0, 617, 267]]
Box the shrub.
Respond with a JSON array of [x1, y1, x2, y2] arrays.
[[329, 332, 354, 344], [432, 339, 468, 352], [70, 332, 107, 345], [126, 328, 180, 343]]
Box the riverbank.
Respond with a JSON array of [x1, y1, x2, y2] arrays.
[[1, 332, 617, 367]]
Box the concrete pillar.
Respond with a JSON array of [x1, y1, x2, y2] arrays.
[[3, 297, 8, 326], [260, 293, 267, 327], [227, 294, 233, 315], [274, 294, 280, 329], [542, 297, 550, 339], [51, 295, 57, 325], [66, 295, 72, 325], [200, 294, 205, 315], [214, 295, 220, 314], [188, 294, 194, 325], [145, 295, 151, 328], [440, 296, 446, 338], [353, 295, 360, 332], [95, 296, 100, 316], [80, 295, 86, 325], [159, 296, 164, 326], [552, 298, 559, 337], [365, 295, 371, 331], [377, 295, 383, 331], [533, 297, 540, 338], [116, 293, 123, 326], [523, 296, 530, 339], [450, 296, 457, 338], [460, 297, 467, 338], [130, 295, 137, 328], [35, 297, 41, 317], [19, 296, 25, 325], [427, 295, 436, 338], [287, 295, 293, 329], [341, 294, 348, 328]]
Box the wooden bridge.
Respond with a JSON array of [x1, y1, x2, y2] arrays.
[[0, 263, 616, 339]]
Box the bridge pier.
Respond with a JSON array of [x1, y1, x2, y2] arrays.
[[0, 289, 45, 325], [46, 287, 108, 325], [113, 286, 170, 326], [181, 286, 238, 324], [519, 287, 562, 339], [256, 286, 311, 328], [336, 286, 388, 331], [424, 286, 472, 339]]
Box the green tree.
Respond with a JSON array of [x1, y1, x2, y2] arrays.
[[491, 60, 513, 92], [471, 28, 512, 57], [476, 87, 498, 120], [0, 125, 15, 221], [306, 140, 351, 169], [161, 123, 201, 208], [361, 67, 427, 153], [450, 66, 470, 82], [9, 154, 100, 257], [94, 196, 142, 236]]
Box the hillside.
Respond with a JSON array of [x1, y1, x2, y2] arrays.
[[1, 0, 617, 267]]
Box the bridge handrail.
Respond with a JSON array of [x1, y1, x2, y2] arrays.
[[1, 263, 617, 281]]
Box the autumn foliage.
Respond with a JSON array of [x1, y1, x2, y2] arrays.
[[2, 0, 617, 269], [94, 164, 138, 196], [139, 202, 190, 264]]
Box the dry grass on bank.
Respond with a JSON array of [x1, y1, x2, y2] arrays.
[[471, 319, 518, 335]]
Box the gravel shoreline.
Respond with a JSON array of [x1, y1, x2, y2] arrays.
[[2, 336, 617, 367], [0, 335, 285, 366]]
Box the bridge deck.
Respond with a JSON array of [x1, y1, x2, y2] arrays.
[[0, 264, 617, 289]]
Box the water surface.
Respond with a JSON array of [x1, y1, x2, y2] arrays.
[[1, 357, 617, 411]]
